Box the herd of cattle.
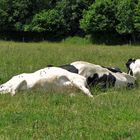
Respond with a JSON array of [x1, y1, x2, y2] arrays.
[[0, 58, 139, 97]]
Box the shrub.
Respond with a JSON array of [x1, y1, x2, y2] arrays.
[[80, 0, 116, 34], [24, 9, 67, 36]]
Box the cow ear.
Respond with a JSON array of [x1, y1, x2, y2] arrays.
[[132, 58, 135, 61], [126, 59, 132, 67], [128, 58, 135, 62], [128, 58, 133, 61], [47, 64, 53, 67]]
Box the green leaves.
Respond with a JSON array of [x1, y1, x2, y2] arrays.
[[134, 0, 140, 31], [1, 0, 140, 42], [80, 0, 116, 33], [26, 9, 67, 34], [115, 0, 135, 34], [80, 0, 140, 42]]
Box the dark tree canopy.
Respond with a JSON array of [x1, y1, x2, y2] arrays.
[[0, 0, 140, 43]]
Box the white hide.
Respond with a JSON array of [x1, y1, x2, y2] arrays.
[[129, 59, 140, 78], [113, 72, 136, 88], [71, 61, 136, 88], [71, 61, 109, 78], [0, 67, 93, 97]]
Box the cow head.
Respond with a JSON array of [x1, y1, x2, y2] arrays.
[[126, 58, 136, 75]]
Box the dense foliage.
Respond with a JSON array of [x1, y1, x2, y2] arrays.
[[1, 0, 140, 43]]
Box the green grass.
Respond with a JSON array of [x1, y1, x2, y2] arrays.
[[0, 40, 139, 140]]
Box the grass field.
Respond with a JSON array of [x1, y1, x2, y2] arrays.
[[0, 39, 139, 140]]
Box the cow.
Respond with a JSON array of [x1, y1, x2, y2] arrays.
[[58, 61, 135, 89], [0, 67, 93, 97], [126, 58, 140, 78]]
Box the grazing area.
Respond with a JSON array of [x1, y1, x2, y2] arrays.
[[0, 40, 139, 139]]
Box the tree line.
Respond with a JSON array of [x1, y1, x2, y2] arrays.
[[0, 0, 140, 44]]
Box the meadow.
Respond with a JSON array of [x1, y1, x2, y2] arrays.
[[0, 38, 139, 140]]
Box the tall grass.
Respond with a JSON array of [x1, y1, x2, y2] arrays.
[[0, 40, 139, 140]]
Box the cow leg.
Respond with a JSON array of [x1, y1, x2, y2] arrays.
[[10, 80, 27, 96], [80, 86, 93, 97], [72, 80, 93, 98]]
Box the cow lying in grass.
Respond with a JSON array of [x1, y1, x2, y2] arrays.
[[126, 58, 140, 78], [59, 61, 136, 89], [0, 67, 93, 97]]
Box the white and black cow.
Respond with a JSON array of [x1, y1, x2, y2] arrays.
[[126, 58, 140, 78], [0, 67, 93, 97], [57, 61, 136, 89]]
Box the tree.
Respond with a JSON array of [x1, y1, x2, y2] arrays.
[[80, 0, 116, 34], [55, 0, 94, 35], [134, 0, 140, 32], [115, 0, 138, 42], [24, 9, 67, 38], [25, 0, 94, 37], [0, 0, 16, 31], [0, 0, 56, 31], [116, 0, 135, 34], [0, 0, 32, 31]]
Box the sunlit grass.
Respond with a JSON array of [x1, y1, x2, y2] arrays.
[[0, 40, 139, 139]]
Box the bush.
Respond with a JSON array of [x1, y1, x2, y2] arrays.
[[80, 0, 116, 34], [55, 0, 94, 35], [80, 0, 140, 43], [115, 0, 136, 34], [134, 0, 140, 32], [24, 9, 67, 37]]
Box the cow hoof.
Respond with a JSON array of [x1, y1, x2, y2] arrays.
[[89, 94, 94, 98]]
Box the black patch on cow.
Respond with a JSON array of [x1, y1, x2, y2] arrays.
[[107, 73, 116, 87], [97, 74, 108, 89], [87, 73, 99, 86], [107, 67, 122, 73], [129, 70, 133, 76], [47, 64, 53, 67], [47, 64, 78, 73], [102, 66, 122, 73], [127, 83, 134, 88], [59, 64, 79, 73], [87, 73, 116, 89], [126, 58, 136, 75]]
